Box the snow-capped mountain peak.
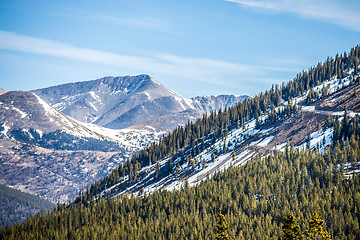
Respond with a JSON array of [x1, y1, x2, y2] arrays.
[[33, 75, 247, 130]]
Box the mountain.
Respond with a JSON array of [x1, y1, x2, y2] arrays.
[[0, 91, 161, 202], [32, 75, 193, 129], [33, 74, 247, 130]]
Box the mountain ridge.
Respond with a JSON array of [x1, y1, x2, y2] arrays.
[[32, 74, 248, 130]]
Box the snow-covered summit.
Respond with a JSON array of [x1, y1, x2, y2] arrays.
[[33, 75, 247, 130]]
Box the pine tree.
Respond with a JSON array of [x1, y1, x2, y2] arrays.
[[215, 208, 231, 240], [306, 132, 311, 149], [212, 152, 216, 162], [303, 211, 331, 240], [155, 162, 160, 179], [282, 213, 302, 240]]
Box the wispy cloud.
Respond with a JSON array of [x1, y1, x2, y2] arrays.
[[226, 0, 360, 32], [0, 30, 299, 92], [51, 8, 170, 32], [86, 13, 170, 31]]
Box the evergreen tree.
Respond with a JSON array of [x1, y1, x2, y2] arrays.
[[215, 208, 231, 240], [306, 132, 311, 149], [212, 152, 216, 162], [303, 211, 331, 240], [155, 162, 160, 179], [282, 213, 302, 240]]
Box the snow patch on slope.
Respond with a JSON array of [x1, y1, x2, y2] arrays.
[[34, 94, 59, 117], [257, 136, 274, 147], [12, 106, 28, 118]]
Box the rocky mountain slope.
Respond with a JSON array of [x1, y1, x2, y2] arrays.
[[129, 108, 204, 132], [0, 91, 161, 202], [0, 137, 119, 203], [0, 91, 159, 151], [33, 74, 247, 130]]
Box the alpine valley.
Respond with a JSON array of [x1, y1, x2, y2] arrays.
[[1, 46, 360, 239]]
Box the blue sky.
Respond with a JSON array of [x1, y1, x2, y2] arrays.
[[0, 0, 359, 97]]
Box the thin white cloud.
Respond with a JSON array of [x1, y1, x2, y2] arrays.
[[87, 13, 170, 31], [0, 30, 298, 89], [52, 9, 170, 32], [226, 0, 360, 32]]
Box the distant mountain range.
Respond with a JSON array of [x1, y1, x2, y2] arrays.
[[33, 74, 248, 130]]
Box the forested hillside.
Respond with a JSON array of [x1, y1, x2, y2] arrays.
[[0, 184, 54, 228], [84, 45, 360, 200], [1, 113, 360, 239]]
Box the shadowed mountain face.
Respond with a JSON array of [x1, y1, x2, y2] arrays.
[[33, 74, 248, 130]]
